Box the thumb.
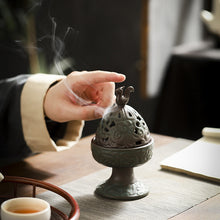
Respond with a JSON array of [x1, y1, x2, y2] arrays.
[[66, 104, 106, 121]]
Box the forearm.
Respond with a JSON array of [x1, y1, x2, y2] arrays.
[[0, 74, 84, 166]]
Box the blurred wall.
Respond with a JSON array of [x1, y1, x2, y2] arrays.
[[147, 0, 203, 97]]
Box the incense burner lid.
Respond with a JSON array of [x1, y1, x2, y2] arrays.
[[94, 86, 151, 148]]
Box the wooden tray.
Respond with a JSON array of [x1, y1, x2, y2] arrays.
[[0, 176, 80, 220]]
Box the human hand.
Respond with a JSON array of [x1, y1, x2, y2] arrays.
[[44, 71, 126, 122]]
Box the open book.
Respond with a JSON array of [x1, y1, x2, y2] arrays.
[[160, 127, 220, 183]]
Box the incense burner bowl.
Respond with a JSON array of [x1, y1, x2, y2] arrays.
[[91, 86, 153, 200], [91, 137, 153, 200]]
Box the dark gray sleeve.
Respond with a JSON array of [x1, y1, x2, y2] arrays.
[[0, 75, 32, 167]]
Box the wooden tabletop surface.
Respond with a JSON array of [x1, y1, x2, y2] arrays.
[[1, 133, 220, 219]]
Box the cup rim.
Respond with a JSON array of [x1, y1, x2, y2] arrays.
[[1, 197, 50, 216]]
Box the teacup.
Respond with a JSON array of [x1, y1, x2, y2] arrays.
[[1, 197, 51, 220]]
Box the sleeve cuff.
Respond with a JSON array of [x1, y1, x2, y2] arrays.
[[21, 73, 84, 152]]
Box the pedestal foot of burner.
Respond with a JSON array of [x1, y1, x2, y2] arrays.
[[95, 180, 149, 201]]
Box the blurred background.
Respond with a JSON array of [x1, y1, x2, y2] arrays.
[[0, 0, 219, 140]]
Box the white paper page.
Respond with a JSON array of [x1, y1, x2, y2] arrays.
[[160, 137, 220, 181]]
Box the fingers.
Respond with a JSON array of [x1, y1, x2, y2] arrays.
[[67, 71, 126, 85], [44, 70, 126, 122], [96, 82, 115, 107], [66, 70, 125, 107], [87, 70, 126, 83]]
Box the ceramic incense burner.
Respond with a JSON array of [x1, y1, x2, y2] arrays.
[[91, 86, 153, 200]]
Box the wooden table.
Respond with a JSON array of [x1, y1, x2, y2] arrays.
[[1, 134, 220, 219]]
